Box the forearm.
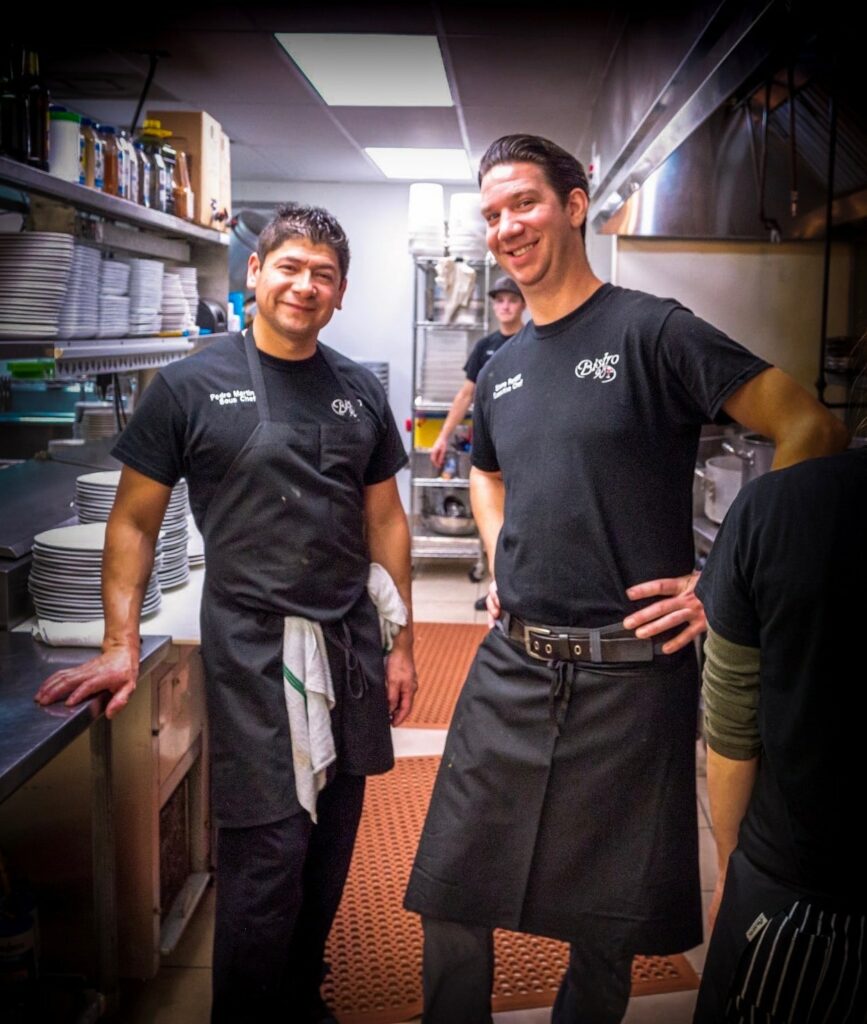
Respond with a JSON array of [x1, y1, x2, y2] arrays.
[[469, 467, 504, 576], [435, 382, 474, 445], [367, 512, 414, 650], [101, 514, 158, 655], [707, 746, 758, 873]]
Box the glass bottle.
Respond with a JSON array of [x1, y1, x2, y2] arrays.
[[116, 129, 131, 200], [1, 44, 26, 162], [134, 140, 152, 208], [173, 148, 195, 221], [159, 129, 177, 216], [137, 119, 167, 212], [80, 117, 103, 190], [19, 47, 49, 170], [100, 124, 119, 196], [126, 131, 139, 205]]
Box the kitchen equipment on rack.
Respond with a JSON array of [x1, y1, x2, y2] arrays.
[[695, 455, 743, 524], [422, 489, 477, 536], [723, 432, 775, 484]]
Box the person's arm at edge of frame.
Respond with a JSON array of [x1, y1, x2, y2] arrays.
[[430, 379, 475, 470], [364, 476, 417, 726], [34, 465, 172, 719], [469, 465, 505, 624], [623, 367, 851, 653], [702, 625, 761, 934]]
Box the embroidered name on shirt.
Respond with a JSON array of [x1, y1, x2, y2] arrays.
[[575, 353, 619, 382], [331, 398, 358, 419], [493, 373, 523, 400], [210, 389, 257, 406]]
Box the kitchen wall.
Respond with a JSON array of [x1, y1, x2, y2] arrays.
[[610, 238, 852, 401], [233, 179, 488, 508]]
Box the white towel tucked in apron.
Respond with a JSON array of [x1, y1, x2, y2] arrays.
[[282, 617, 336, 823], [283, 562, 407, 822]]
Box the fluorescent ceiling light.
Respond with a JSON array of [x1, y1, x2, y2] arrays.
[[275, 33, 452, 107], [365, 148, 473, 181]]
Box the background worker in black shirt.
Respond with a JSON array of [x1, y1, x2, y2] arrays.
[[429, 274, 525, 471], [693, 444, 867, 1023], [36, 202, 417, 1023], [404, 134, 850, 1024]]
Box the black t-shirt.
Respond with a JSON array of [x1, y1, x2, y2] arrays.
[[463, 329, 515, 383], [472, 283, 770, 627], [112, 332, 407, 528], [696, 448, 867, 901]]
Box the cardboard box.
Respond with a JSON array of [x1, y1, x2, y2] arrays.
[[146, 109, 231, 231]]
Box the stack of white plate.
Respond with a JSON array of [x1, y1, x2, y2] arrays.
[[157, 479, 191, 589], [29, 522, 162, 622], [160, 271, 191, 332], [98, 259, 131, 338], [408, 182, 445, 256], [75, 401, 121, 440], [128, 258, 164, 337], [175, 266, 199, 331], [57, 243, 102, 339], [420, 329, 474, 401], [446, 192, 486, 259], [74, 471, 190, 590], [187, 513, 205, 567], [0, 232, 74, 339]]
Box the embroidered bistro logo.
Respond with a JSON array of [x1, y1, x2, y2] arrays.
[[492, 373, 523, 400], [209, 389, 256, 406], [575, 352, 619, 383], [331, 398, 358, 419]]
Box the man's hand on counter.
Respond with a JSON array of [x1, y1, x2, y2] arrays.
[[34, 641, 141, 719]]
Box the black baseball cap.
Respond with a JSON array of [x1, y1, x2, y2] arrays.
[[487, 275, 523, 299]]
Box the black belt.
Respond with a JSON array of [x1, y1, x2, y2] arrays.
[[502, 612, 659, 664]]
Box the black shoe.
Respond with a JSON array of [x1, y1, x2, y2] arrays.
[[474, 596, 488, 611]]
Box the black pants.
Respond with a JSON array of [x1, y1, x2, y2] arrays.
[[211, 772, 365, 1023], [421, 916, 634, 1024]]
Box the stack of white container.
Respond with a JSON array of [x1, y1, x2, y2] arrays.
[[98, 258, 131, 338], [127, 258, 164, 336], [57, 242, 101, 339], [160, 271, 191, 333], [408, 182, 446, 256], [446, 192, 486, 259], [176, 266, 200, 334]]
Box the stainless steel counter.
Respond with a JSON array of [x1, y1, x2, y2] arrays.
[[0, 632, 170, 803]]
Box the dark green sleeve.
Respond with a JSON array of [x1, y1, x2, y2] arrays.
[[702, 626, 761, 760]]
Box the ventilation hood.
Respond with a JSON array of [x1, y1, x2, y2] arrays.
[[588, 1, 866, 240]]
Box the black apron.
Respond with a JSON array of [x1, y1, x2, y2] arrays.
[[199, 331, 393, 828], [404, 626, 703, 955]]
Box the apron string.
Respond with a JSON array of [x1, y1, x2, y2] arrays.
[[549, 660, 576, 735], [324, 621, 369, 700]]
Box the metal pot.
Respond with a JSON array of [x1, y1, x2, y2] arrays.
[[695, 455, 743, 523], [722, 432, 775, 484]]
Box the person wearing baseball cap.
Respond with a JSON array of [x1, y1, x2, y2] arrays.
[[430, 273, 525, 473], [430, 273, 525, 609]]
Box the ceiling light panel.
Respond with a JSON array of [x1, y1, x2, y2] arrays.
[[276, 33, 453, 107], [365, 147, 473, 181]]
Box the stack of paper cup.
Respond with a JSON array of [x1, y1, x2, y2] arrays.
[[446, 192, 486, 258], [408, 183, 445, 256]]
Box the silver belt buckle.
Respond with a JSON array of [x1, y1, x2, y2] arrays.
[[524, 625, 584, 661]]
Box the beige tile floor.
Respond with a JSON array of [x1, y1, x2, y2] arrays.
[[116, 559, 716, 1023]]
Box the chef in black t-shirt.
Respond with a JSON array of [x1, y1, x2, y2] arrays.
[[36, 202, 417, 1022], [429, 274, 525, 471], [404, 134, 850, 1024]]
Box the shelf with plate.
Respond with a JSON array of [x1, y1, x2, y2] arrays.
[[0, 155, 228, 380]]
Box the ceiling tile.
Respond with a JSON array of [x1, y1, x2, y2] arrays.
[[330, 108, 463, 149]]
